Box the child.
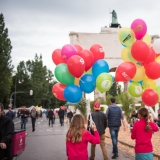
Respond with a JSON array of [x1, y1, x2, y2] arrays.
[[131, 108, 159, 160], [66, 114, 100, 160]]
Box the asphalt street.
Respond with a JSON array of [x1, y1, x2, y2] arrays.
[[13, 116, 134, 160]]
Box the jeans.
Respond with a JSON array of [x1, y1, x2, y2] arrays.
[[90, 134, 108, 160], [59, 117, 64, 126], [31, 118, 36, 130], [135, 152, 153, 160], [21, 118, 27, 129], [109, 127, 120, 154]]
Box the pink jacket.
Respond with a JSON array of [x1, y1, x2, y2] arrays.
[[66, 130, 100, 160], [131, 118, 159, 153]]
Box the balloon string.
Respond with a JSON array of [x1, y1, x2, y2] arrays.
[[80, 79, 85, 83]]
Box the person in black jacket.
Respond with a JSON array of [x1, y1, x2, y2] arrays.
[[0, 103, 14, 160], [48, 108, 54, 127], [20, 106, 29, 130], [67, 109, 73, 124], [88, 102, 108, 160], [58, 106, 65, 126]]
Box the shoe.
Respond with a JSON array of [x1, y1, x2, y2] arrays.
[[112, 154, 119, 159]]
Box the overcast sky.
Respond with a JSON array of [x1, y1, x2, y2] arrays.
[[0, 0, 160, 72]]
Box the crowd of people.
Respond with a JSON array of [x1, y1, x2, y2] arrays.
[[0, 98, 160, 160]]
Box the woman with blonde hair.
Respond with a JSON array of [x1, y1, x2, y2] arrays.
[[131, 107, 159, 160], [66, 114, 100, 160]]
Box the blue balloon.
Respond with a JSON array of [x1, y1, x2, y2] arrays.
[[79, 74, 96, 93], [64, 85, 82, 103], [92, 60, 109, 78]]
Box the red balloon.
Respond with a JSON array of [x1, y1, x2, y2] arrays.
[[78, 49, 94, 71], [131, 40, 150, 63], [52, 49, 66, 65], [73, 44, 83, 54], [67, 55, 85, 78], [145, 62, 160, 79], [90, 44, 105, 63], [142, 89, 159, 106], [52, 83, 66, 101], [142, 47, 156, 66], [115, 62, 136, 82]]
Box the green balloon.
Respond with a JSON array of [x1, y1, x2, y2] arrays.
[[96, 73, 112, 92], [54, 63, 75, 85], [128, 82, 143, 97], [155, 85, 160, 102]]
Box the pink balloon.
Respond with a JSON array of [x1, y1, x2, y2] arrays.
[[142, 89, 159, 106], [131, 19, 147, 40], [61, 44, 78, 62], [52, 83, 66, 101]]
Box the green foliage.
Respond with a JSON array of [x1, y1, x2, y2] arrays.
[[0, 13, 13, 107], [117, 92, 135, 121], [106, 82, 121, 97], [75, 98, 87, 120]]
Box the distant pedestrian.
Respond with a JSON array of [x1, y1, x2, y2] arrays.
[[48, 108, 54, 127], [20, 106, 29, 130], [66, 114, 100, 160], [6, 106, 15, 120], [67, 109, 73, 124], [131, 107, 159, 160], [0, 103, 14, 160], [30, 107, 38, 132], [106, 97, 126, 159], [58, 106, 65, 126], [154, 109, 160, 127], [88, 101, 108, 160], [53, 109, 56, 124]]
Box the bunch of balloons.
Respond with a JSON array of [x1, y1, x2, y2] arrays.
[[52, 44, 114, 103], [116, 18, 160, 106]]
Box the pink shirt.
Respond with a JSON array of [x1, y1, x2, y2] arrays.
[[131, 118, 159, 153], [66, 130, 100, 160]]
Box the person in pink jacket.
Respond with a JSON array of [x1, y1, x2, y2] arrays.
[[131, 107, 159, 160], [66, 114, 100, 160]]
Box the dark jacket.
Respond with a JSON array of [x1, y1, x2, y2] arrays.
[[67, 111, 73, 119], [0, 115, 14, 160], [20, 109, 29, 119], [88, 111, 107, 135], [58, 109, 65, 118], [6, 111, 15, 120], [48, 110, 54, 118], [106, 104, 124, 127]]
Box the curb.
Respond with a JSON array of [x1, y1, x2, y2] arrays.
[[105, 136, 160, 159]]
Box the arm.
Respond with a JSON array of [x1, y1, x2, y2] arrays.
[[131, 123, 136, 140], [150, 122, 159, 132], [84, 130, 100, 144], [120, 108, 126, 131]]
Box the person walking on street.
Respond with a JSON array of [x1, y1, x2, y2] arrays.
[[106, 97, 126, 159], [48, 108, 54, 127], [131, 107, 159, 160], [67, 109, 73, 124], [88, 102, 108, 160], [66, 114, 100, 160], [0, 103, 14, 160], [58, 106, 65, 126], [20, 106, 29, 130], [30, 107, 38, 132], [6, 106, 15, 120]]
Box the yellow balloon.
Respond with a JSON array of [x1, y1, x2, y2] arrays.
[[142, 78, 156, 90], [155, 56, 160, 64], [118, 27, 136, 47], [121, 48, 137, 63], [132, 64, 145, 82], [143, 33, 151, 46]]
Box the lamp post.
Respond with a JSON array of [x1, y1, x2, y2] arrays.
[[14, 75, 24, 108]]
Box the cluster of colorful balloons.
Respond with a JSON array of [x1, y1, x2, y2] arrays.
[[52, 44, 114, 103], [116, 18, 160, 106]]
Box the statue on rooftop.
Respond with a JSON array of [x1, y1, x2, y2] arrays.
[[110, 10, 118, 24]]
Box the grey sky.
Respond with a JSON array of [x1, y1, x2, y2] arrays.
[[0, 0, 160, 72]]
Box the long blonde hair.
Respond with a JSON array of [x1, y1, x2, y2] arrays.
[[66, 114, 85, 143]]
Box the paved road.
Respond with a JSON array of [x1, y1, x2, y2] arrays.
[[13, 117, 134, 160]]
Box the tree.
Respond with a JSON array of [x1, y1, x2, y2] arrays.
[[106, 82, 121, 97], [117, 92, 135, 121], [0, 13, 13, 107]]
